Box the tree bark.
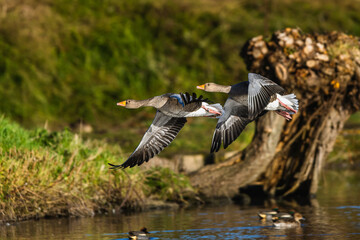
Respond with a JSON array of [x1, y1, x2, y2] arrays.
[[189, 29, 360, 200], [190, 112, 285, 198]]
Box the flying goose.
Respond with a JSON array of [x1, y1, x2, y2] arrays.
[[197, 73, 298, 153], [109, 92, 223, 168]]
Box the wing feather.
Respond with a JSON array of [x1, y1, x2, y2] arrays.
[[109, 111, 186, 169], [248, 73, 285, 119], [210, 99, 251, 153]]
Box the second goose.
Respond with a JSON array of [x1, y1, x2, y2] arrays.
[[197, 73, 299, 152]]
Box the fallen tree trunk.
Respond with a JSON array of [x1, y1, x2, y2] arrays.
[[190, 29, 360, 201]]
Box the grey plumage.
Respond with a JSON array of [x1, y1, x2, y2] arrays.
[[115, 112, 187, 168], [211, 98, 250, 152], [198, 73, 297, 153], [247, 73, 285, 119], [109, 92, 222, 169]]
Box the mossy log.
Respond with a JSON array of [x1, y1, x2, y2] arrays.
[[190, 29, 360, 200]]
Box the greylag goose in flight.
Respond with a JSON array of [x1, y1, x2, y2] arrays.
[[197, 73, 298, 153], [109, 92, 223, 169]]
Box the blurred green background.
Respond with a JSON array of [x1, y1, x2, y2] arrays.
[[1, 0, 360, 157]]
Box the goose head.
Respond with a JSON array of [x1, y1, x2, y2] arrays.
[[117, 96, 168, 109], [197, 83, 231, 93], [117, 99, 141, 109]]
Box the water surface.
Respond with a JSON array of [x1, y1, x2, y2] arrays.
[[1, 170, 359, 240]]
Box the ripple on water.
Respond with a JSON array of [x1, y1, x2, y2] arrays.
[[336, 206, 360, 209], [1, 170, 360, 240]]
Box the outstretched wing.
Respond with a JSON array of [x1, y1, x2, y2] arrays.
[[109, 111, 186, 169], [248, 73, 285, 119], [210, 98, 251, 153]]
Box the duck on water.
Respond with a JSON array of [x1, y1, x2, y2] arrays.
[[128, 227, 150, 240], [273, 212, 305, 228], [109, 92, 223, 169], [197, 73, 299, 153], [258, 208, 295, 221]]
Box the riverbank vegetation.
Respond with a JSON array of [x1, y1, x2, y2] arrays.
[[0, 116, 195, 223], [1, 0, 360, 222]]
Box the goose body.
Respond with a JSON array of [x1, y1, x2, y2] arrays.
[[109, 92, 223, 169], [273, 213, 305, 228], [128, 227, 150, 240], [197, 73, 299, 152]]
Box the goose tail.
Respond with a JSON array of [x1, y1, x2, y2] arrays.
[[207, 103, 225, 118], [278, 93, 299, 113]]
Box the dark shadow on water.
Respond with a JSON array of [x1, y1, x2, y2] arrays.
[[235, 183, 316, 207]]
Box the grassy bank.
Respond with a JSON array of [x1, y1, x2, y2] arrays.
[[0, 116, 195, 223]]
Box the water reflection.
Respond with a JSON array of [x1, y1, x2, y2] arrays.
[[1, 170, 359, 240]]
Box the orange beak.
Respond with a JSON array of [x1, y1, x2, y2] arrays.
[[117, 101, 126, 107], [197, 84, 205, 90]]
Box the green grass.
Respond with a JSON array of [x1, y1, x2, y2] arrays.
[[0, 116, 195, 222]]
